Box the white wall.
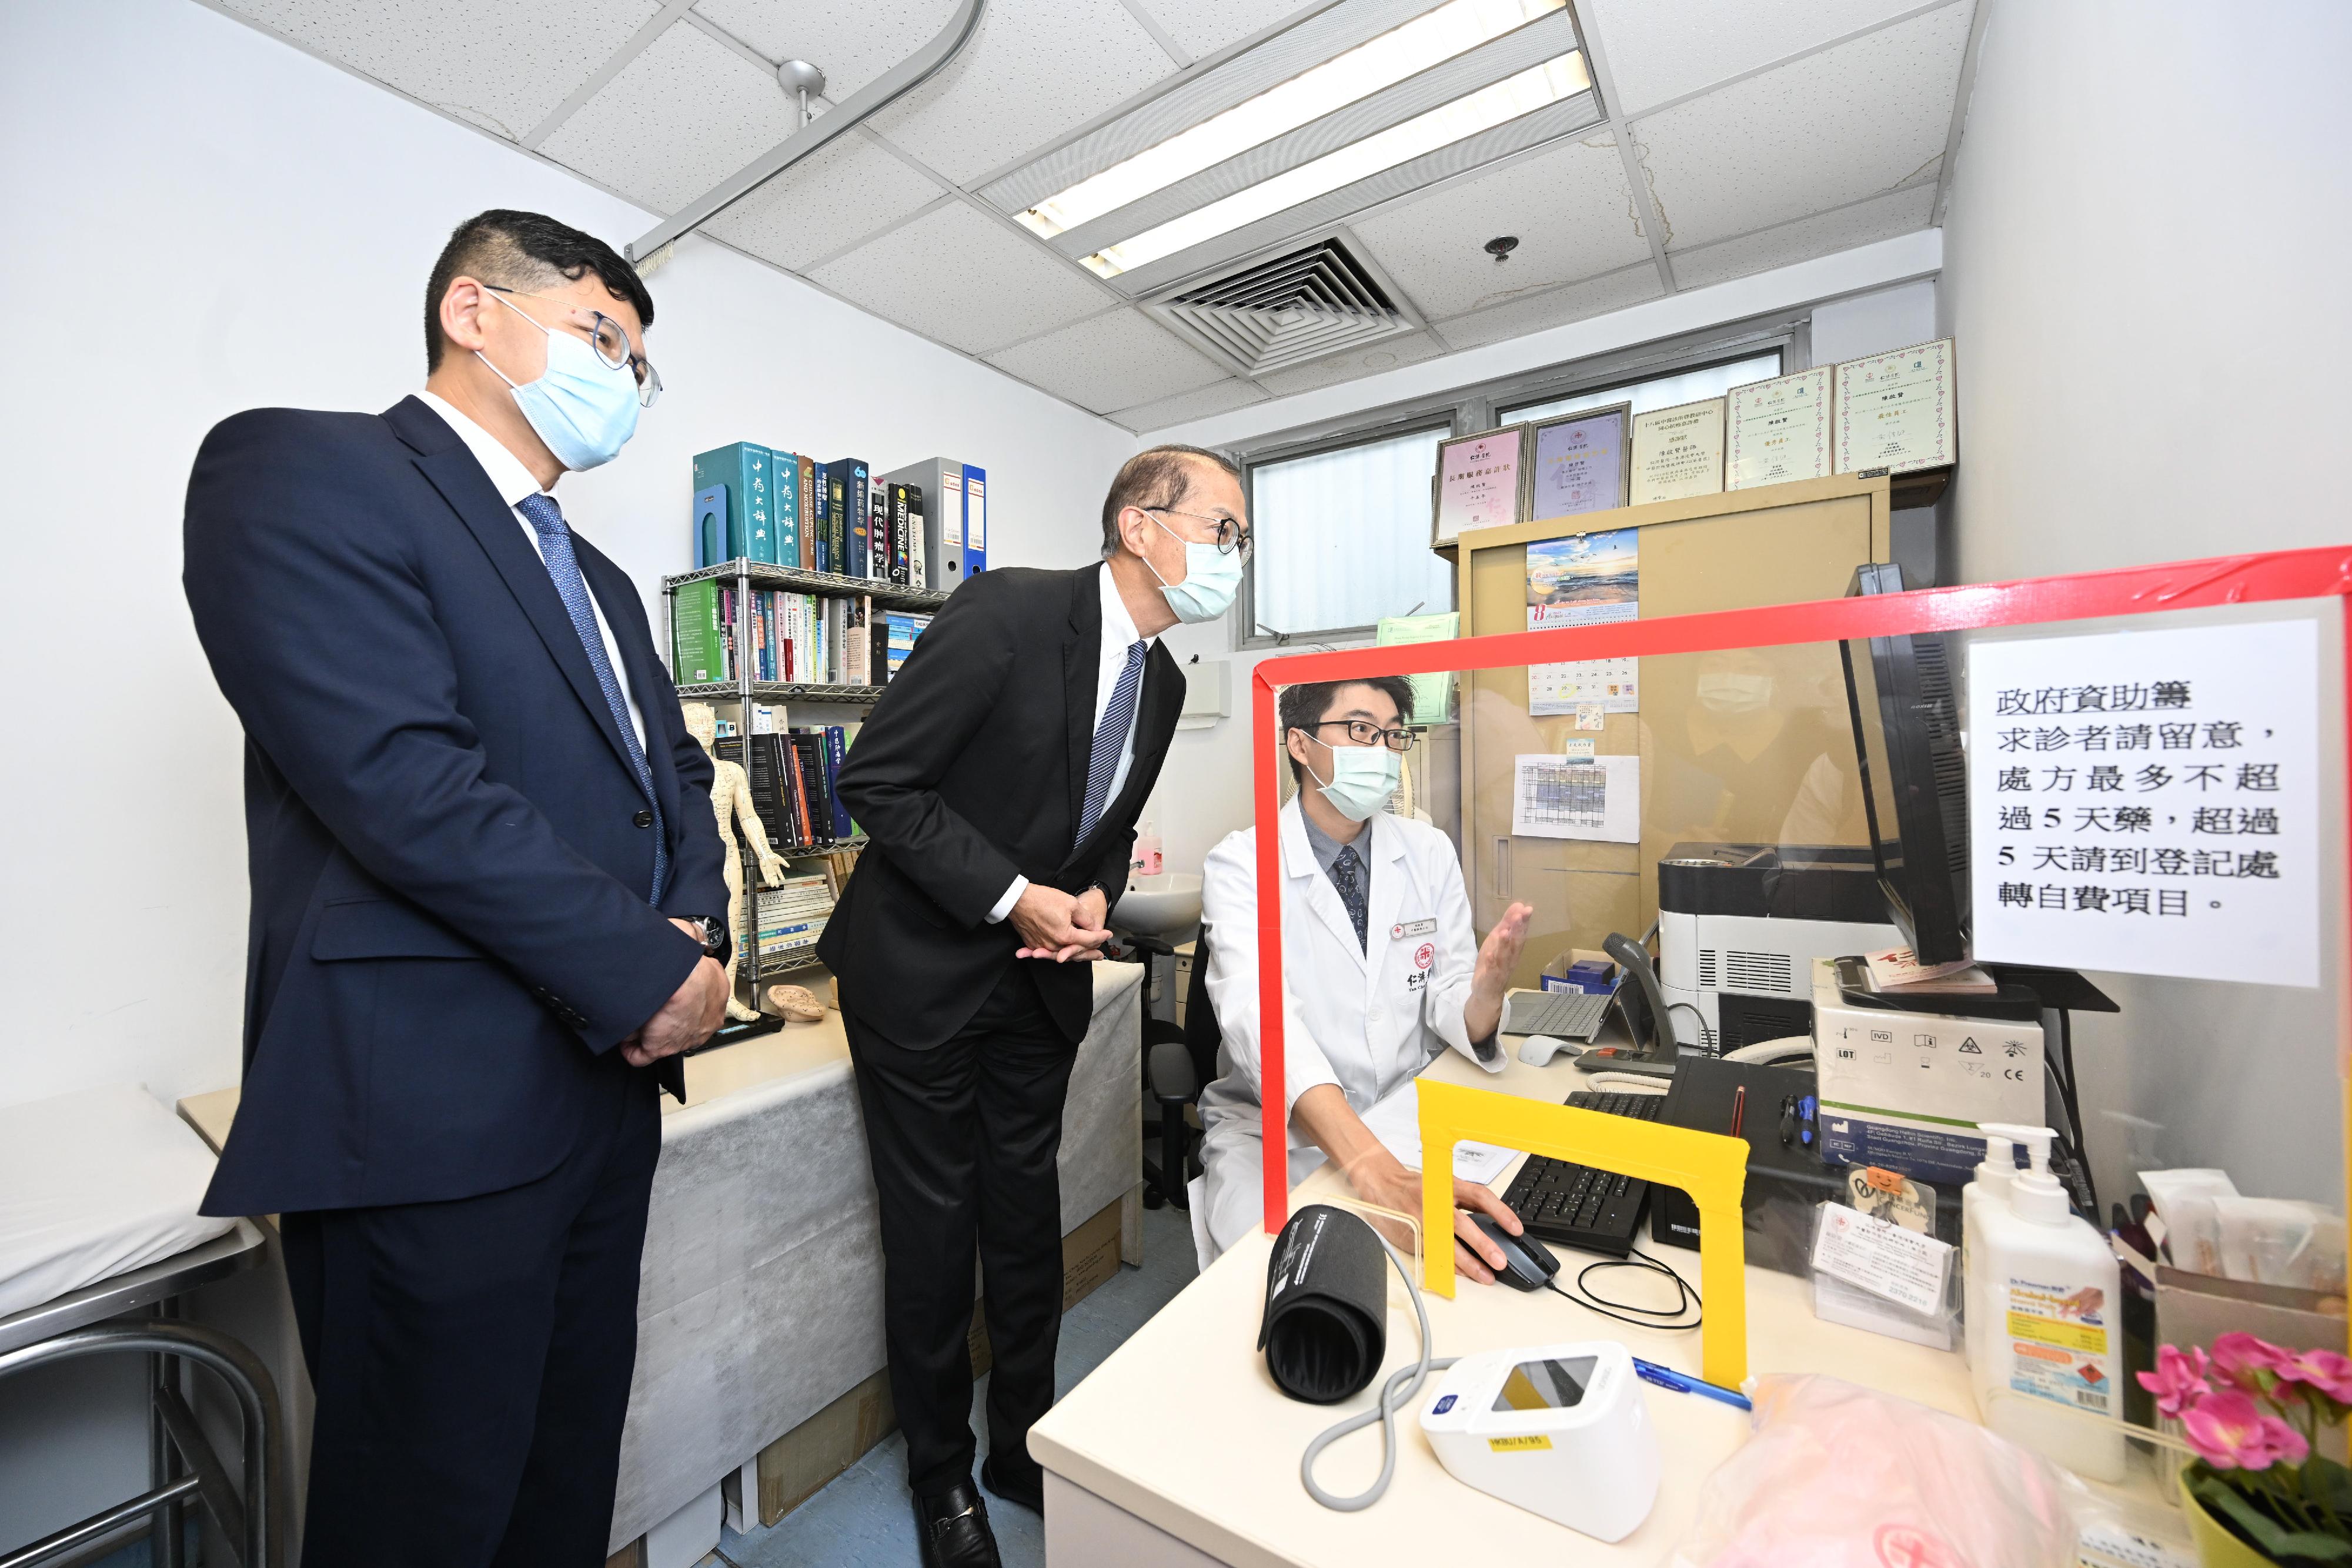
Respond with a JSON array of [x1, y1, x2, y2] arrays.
[[0, 0, 1132, 1549], [1937, 0, 2352, 1206]]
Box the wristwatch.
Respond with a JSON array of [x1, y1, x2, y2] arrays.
[[683, 915, 731, 967]]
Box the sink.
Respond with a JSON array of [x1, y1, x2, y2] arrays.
[[1115, 873, 1201, 940]]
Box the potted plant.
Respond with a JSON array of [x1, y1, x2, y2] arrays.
[[2140, 1332, 2352, 1565]]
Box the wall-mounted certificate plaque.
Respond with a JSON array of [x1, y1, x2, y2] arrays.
[[1433, 425, 1526, 545], [1833, 337, 1956, 474], [1726, 367, 1831, 489], [1522, 403, 1631, 521], [1629, 397, 1726, 505]]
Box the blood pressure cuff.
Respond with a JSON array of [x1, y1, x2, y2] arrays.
[[1258, 1204, 1387, 1405]]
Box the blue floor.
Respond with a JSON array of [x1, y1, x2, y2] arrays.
[[714, 1202, 1200, 1568]]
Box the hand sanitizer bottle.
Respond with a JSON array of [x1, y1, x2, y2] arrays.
[[1970, 1126, 2125, 1481], [1961, 1129, 2020, 1372], [1131, 820, 1163, 882]]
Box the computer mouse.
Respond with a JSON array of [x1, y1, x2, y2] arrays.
[[1469, 1213, 1560, 1291], [1516, 1034, 1577, 1066]]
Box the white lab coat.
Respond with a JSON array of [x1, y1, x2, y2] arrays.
[[1194, 798, 1500, 1260]]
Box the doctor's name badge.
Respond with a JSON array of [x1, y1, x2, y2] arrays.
[[1391, 919, 1438, 940]]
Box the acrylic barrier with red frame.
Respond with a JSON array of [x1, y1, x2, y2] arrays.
[[1248, 545, 2352, 1241]]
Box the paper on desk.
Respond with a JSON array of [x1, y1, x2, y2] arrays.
[[1358, 1079, 1521, 1188], [1812, 1203, 1952, 1315]]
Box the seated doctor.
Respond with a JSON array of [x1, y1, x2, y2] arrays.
[[1197, 674, 1536, 1281]]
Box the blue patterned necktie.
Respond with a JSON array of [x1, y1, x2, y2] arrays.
[[1078, 640, 1146, 846], [1329, 845, 1368, 952], [516, 493, 666, 904]]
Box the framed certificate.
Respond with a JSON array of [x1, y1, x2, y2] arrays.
[[1521, 402, 1631, 522], [1628, 397, 1726, 505], [1833, 337, 1956, 475], [1432, 424, 1526, 545], [1726, 367, 1831, 490]]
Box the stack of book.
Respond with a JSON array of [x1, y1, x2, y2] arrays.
[[671, 584, 889, 689], [692, 443, 937, 587], [754, 873, 834, 971], [716, 723, 860, 852]]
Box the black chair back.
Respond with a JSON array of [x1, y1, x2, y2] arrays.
[[1183, 930, 1222, 1092]]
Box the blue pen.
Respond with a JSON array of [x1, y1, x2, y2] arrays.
[[1632, 1357, 1752, 1411]]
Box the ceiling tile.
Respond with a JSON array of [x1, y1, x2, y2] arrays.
[[538, 23, 797, 213], [222, 0, 661, 142], [1254, 330, 1449, 397], [1428, 263, 1663, 351], [704, 133, 944, 272], [868, 0, 1179, 186], [1668, 185, 1935, 292], [1585, 0, 1960, 116], [985, 309, 1227, 413], [1130, 0, 1328, 61], [808, 201, 1115, 356], [1631, 4, 1969, 252], [690, 0, 962, 103], [1351, 136, 1652, 322], [1111, 377, 1270, 433]]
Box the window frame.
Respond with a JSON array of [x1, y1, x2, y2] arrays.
[[1226, 312, 1811, 650]]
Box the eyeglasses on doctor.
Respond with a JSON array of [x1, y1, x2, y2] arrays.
[[1146, 507, 1252, 561], [483, 284, 663, 407], [1301, 720, 1419, 753]]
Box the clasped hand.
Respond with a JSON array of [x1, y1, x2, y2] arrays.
[[1012, 883, 1112, 962], [619, 918, 730, 1067]]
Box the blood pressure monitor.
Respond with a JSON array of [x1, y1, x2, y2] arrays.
[[1417, 1341, 1660, 1541]]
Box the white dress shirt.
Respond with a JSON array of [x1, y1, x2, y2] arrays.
[[416, 390, 647, 750], [987, 560, 1155, 923]]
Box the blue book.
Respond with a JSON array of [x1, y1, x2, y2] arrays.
[[690, 444, 771, 560], [961, 464, 987, 574], [826, 726, 852, 838], [831, 459, 871, 580], [693, 484, 726, 569], [809, 462, 830, 574], [770, 452, 798, 567]]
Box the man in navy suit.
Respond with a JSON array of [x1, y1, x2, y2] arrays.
[[183, 210, 731, 1567]]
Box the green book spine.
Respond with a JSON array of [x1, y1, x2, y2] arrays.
[[690, 443, 771, 561], [771, 452, 799, 569], [670, 579, 729, 684]]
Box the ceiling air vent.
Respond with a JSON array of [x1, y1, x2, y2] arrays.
[[1144, 236, 1419, 379]]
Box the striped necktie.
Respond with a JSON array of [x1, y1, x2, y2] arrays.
[[1078, 640, 1146, 846], [516, 493, 667, 904]]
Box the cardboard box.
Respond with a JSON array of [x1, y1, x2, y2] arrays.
[[1810, 958, 2043, 1125]]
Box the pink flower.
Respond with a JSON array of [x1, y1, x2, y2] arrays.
[[2137, 1345, 2213, 1419], [2183, 1388, 2310, 1472], [2210, 1332, 2286, 1390], [2267, 1345, 2352, 1407]]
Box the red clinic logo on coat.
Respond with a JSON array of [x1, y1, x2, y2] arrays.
[[1414, 943, 1435, 971]]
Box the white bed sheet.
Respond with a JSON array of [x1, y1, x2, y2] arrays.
[[0, 1083, 235, 1320]]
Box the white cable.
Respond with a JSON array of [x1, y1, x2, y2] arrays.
[[1579, 1071, 1673, 1095], [1301, 1237, 1455, 1511], [1725, 1034, 1814, 1065]]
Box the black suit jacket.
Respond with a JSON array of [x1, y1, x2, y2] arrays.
[[818, 564, 1182, 1048], [183, 395, 728, 1216]]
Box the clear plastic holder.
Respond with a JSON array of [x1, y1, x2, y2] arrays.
[[1806, 1199, 1960, 1350]]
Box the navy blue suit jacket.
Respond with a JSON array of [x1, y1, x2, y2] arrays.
[[183, 394, 727, 1216]]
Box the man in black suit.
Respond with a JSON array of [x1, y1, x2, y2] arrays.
[[821, 444, 1249, 1566], [183, 210, 732, 1567]]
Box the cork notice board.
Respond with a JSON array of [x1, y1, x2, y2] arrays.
[[1456, 473, 1892, 985]]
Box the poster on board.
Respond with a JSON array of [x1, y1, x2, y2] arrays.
[[1527, 528, 1639, 717], [1966, 618, 2319, 988]]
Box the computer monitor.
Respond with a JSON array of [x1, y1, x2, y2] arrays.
[[1838, 562, 1972, 965]]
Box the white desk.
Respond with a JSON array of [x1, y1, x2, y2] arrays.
[[1029, 1035, 2170, 1566]]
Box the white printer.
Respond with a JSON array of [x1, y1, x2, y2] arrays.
[[1656, 842, 1901, 1053]]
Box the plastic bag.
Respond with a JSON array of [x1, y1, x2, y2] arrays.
[[1668, 1375, 2100, 1568]]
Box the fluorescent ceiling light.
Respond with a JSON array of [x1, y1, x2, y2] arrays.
[[1015, 0, 1566, 242], [1083, 52, 1591, 279]]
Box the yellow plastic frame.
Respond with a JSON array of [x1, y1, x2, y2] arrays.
[[1418, 1079, 1753, 1388]]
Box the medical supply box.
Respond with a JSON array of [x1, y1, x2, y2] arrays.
[[1809, 957, 2044, 1126]]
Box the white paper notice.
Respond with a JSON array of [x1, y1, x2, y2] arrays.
[[1967, 620, 2320, 988], [1812, 1204, 1952, 1315], [1513, 754, 1640, 842], [1359, 1081, 1519, 1187]]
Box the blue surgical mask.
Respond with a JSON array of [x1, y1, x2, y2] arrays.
[[477, 290, 641, 471], [1304, 741, 1399, 822], [1141, 511, 1242, 624]]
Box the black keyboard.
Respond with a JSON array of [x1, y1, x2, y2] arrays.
[[1499, 1091, 1666, 1258]]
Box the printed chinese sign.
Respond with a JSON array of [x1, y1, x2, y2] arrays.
[[1967, 620, 2319, 987]]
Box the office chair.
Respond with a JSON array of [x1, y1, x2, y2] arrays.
[[1138, 932, 1221, 1211]]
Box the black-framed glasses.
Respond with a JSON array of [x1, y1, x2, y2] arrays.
[[1302, 719, 1418, 753], [483, 284, 663, 407], [1148, 507, 1252, 560]]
